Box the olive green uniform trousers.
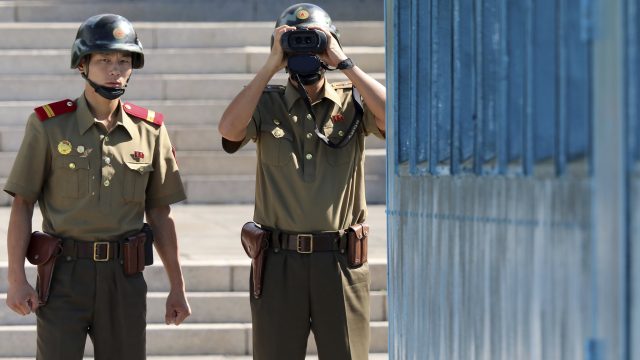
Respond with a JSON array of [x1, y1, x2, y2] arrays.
[[250, 250, 370, 360], [36, 253, 147, 360]]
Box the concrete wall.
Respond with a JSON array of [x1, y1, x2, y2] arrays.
[[0, 0, 384, 22]]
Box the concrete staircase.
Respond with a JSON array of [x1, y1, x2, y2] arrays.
[[0, 261, 388, 358], [0, 21, 386, 206]]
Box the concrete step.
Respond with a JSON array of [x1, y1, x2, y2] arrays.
[[0, 22, 384, 49], [0, 72, 386, 101], [1, 1, 383, 22], [0, 100, 229, 126], [0, 290, 388, 325], [0, 260, 388, 293], [0, 123, 387, 151], [0, 321, 388, 357], [0, 46, 385, 75], [182, 172, 386, 204], [0, 356, 390, 360], [0, 170, 386, 205], [0, 149, 386, 176]]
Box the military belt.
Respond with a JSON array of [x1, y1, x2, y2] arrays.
[[270, 230, 348, 254], [62, 239, 120, 262]]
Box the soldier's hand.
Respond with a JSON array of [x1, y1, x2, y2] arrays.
[[310, 26, 348, 68], [165, 289, 191, 326], [265, 25, 295, 74], [6, 281, 39, 315]]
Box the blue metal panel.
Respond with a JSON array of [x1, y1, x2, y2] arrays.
[[394, 0, 592, 177], [627, 0, 639, 358], [452, 0, 475, 174], [506, 1, 526, 169], [532, 0, 556, 164], [387, 0, 634, 359], [431, 0, 452, 173]]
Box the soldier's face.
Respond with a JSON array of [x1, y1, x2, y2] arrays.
[[84, 52, 133, 88]]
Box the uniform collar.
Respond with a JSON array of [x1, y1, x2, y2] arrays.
[[76, 94, 135, 138], [284, 78, 343, 111]]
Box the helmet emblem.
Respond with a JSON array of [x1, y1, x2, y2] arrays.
[[296, 9, 310, 20], [113, 27, 127, 40]]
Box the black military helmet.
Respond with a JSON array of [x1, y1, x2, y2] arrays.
[[70, 14, 144, 69], [275, 3, 339, 39]]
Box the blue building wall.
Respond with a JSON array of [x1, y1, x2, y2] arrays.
[[386, 0, 637, 358]]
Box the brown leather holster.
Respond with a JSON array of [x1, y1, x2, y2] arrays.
[[347, 223, 369, 268], [240, 222, 270, 298], [26, 232, 62, 306], [123, 232, 146, 276]]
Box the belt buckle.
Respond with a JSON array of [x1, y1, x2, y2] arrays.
[[296, 234, 313, 254], [93, 242, 110, 262]]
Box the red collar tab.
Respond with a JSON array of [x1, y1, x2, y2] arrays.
[[34, 99, 77, 121], [122, 102, 164, 126]]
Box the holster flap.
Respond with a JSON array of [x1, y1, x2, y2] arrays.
[[348, 223, 369, 240], [26, 231, 62, 265], [240, 222, 270, 259]]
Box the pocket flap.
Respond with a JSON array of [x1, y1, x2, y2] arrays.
[[54, 157, 90, 171], [260, 123, 293, 142], [125, 162, 154, 174]]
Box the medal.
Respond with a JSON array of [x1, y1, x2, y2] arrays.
[[57, 140, 72, 155], [272, 127, 285, 138]]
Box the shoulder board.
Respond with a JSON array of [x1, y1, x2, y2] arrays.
[[34, 99, 76, 121], [123, 102, 164, 126], [331, 81, 353, 90], [264, 84, 286, 93]]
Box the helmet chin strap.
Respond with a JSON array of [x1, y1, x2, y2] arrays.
[[81, 71, 128, 100]]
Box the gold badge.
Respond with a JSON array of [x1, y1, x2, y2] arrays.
[[57, 140, 72, 155], [272, 127, 285, 138], [296, 9, 310, 20]]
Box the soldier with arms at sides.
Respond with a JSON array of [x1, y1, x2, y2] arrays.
[[5, 14, 191, 360]]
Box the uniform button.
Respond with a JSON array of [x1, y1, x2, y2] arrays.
[[306, 114, 313, 120], [124, 104, 132, 110], [273, 119, 281, 125], [338, 130, 345, 137], [306, 133, 313, 139], [66, 101, 73, 107], [66, 256, 72, 261], [99, 135, 105, 140], [104, 179, 110, 187], [91, 192, 95, 196], [306, 153, 313, 160], [291, 115, 298, 122], [68, 162, 76, 169], [104, 156, 111, 165]]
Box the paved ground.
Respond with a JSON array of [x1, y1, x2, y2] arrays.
[[0, 204, 388, 262]]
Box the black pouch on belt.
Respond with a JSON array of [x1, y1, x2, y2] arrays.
[[26, 231, 62, 305], [240, 222, 270, 298], [347, 223, 369, 268], [123, 232, 146, 276]]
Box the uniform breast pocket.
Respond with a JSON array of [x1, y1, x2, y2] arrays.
[[123, 162, 154, 202], [52, 157, 90, 198], [325, 128, 360, 167], [258, 125, 293, 167]]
